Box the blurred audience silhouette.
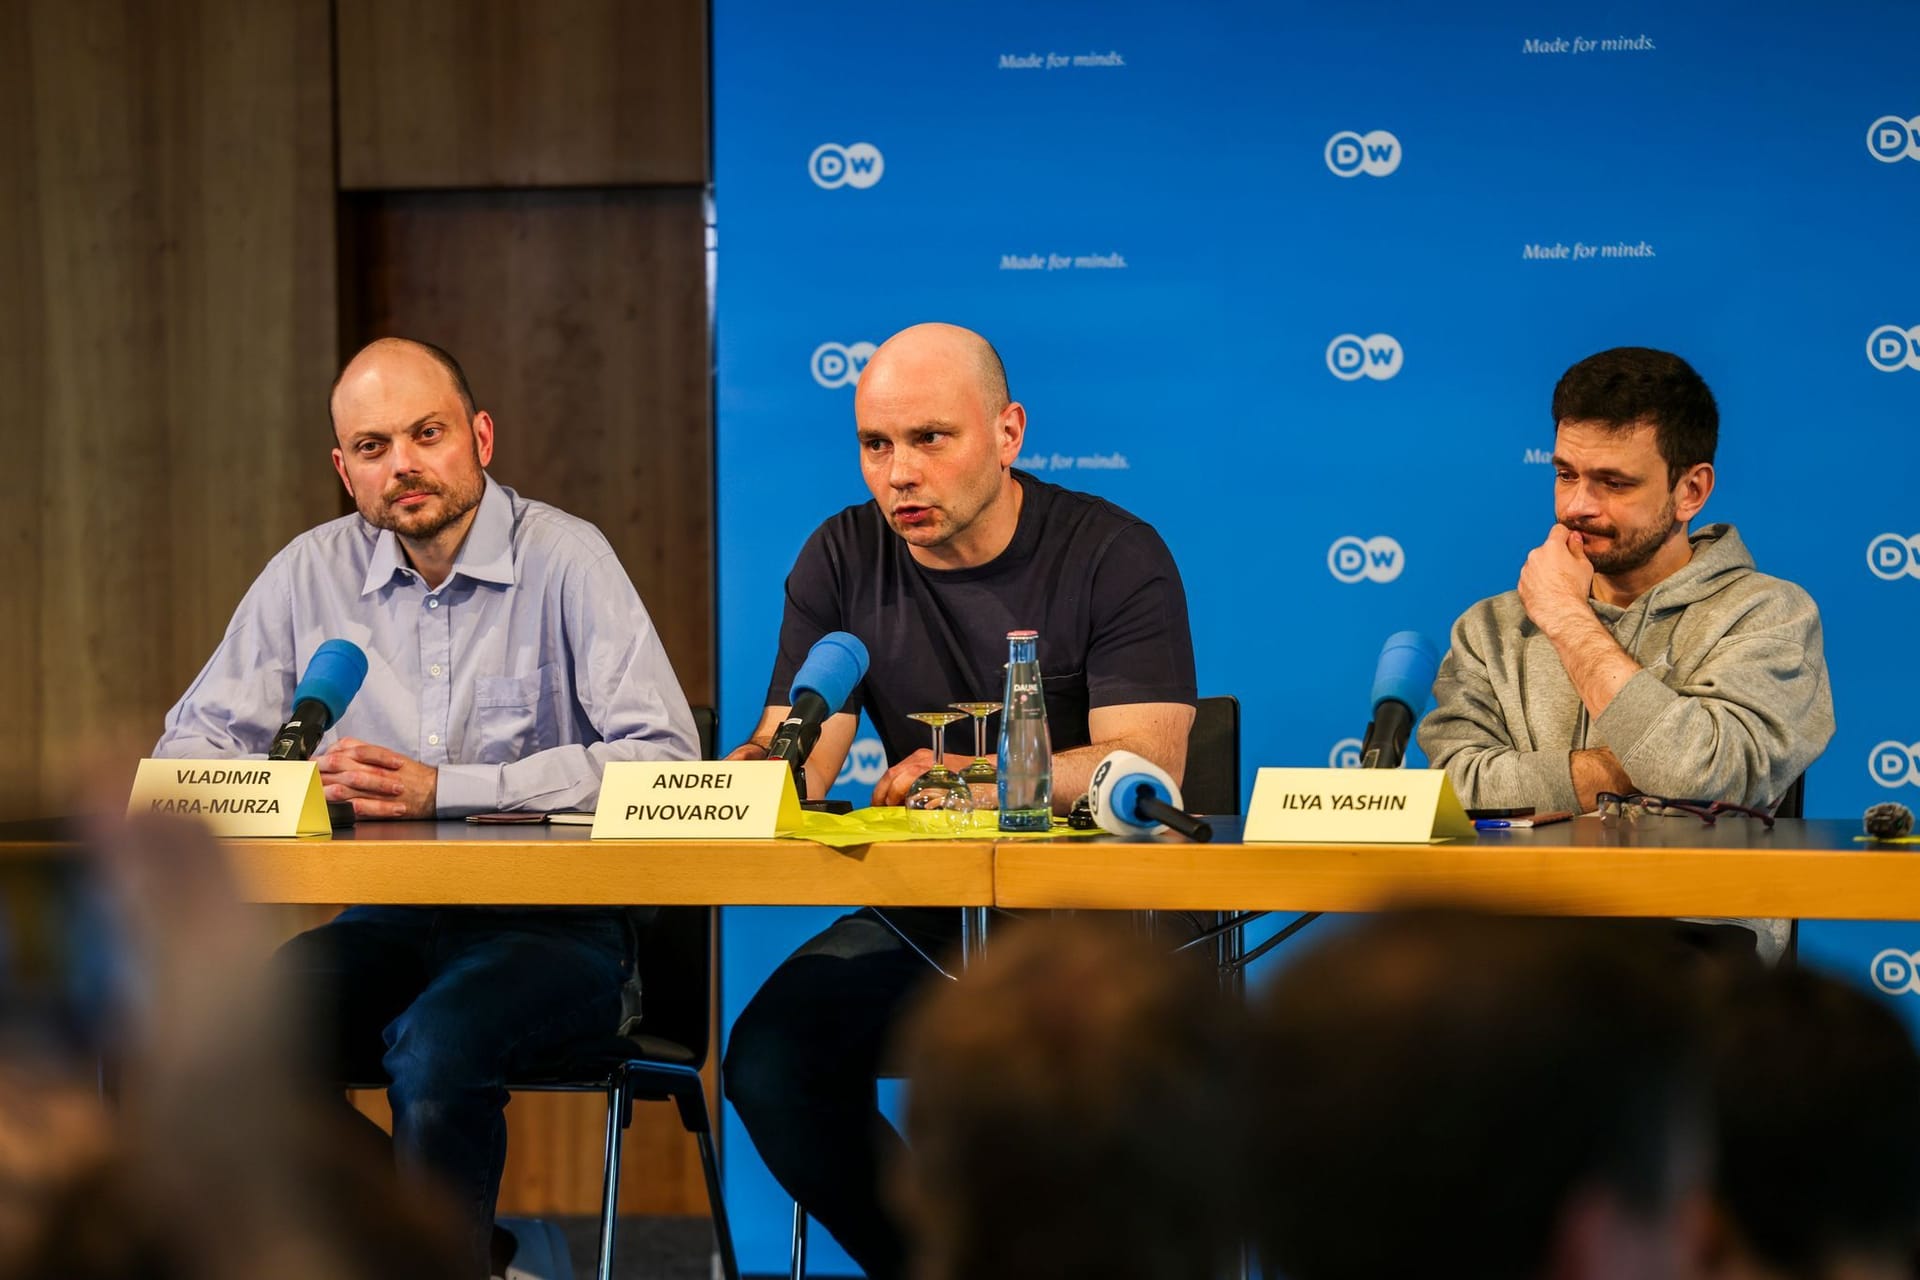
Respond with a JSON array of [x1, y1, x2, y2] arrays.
[[1698, 964, 1920, 1280], [0, 813, 466, 1280], [894, 918, 1242, 1280], [1248, 911, 1713, 1280]]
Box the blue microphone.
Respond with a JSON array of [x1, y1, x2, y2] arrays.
[[267, 639, 370, 762], [1360, 631, 1439, 769], [767, 632, 870, 769]]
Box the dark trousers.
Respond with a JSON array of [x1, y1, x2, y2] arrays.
[[278, 906, 632, 1277], [723, 909, 944, 1280]]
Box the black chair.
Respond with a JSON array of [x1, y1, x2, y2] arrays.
[[1774, 772, 1806, 961], [344, 912, 738, 1280], [510, 905, 739, 1280], [691, 703, 718, 765], [1183, 694, 1243, 815], [371, 703, 739, 1280], [1773, 772, 1805, 819]]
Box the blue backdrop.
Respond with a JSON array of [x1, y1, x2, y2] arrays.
[[713, 3, 1920, 1270]]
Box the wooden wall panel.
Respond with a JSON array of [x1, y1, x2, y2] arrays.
[[0, 0, 337, 815], [0, 4, 47, 822], [342, 188, 715, 706], [5, 0, 717, 1226], [336, 0, 709, 190]]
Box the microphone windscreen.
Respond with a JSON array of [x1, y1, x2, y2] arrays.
[[1866, 802, 1914, 840], [1089, 749, 1183, 835], [293, 639, 369, 723], [788, 631, 870, 713], [1370, 630, 1440, 714]]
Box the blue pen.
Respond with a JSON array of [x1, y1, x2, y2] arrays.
[[1475, 811, 1572, 830]]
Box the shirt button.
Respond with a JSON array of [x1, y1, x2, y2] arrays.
[[428, 734, 441, 745], [430, 664, 442, 677], [427, 598, 439, 610]]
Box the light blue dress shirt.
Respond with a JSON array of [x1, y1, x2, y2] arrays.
[[155, 476, 697, 814]]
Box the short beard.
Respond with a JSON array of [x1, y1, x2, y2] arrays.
[[360, 468, 484, 542], [1571, 496, 1678, 576]]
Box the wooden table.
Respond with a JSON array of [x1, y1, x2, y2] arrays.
[[8, 817, 1919, 921], [996, 817, 1920, 920], [229, 822, 994, 907], [0, 819, 992, 906]]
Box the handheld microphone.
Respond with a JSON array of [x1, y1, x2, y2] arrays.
[[1088, 750, 1212, 842], [1359, 631, 1440, 769], [267, 639, 370, 762], [766, 632, 870, 770]]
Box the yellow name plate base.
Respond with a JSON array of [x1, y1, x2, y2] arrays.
[[1244, 767, 1475, 843], [592, 760, 803, 839], [128, 759, 330, 837]]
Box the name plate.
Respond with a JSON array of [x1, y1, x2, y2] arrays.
[[127, 759, 330, 837], [591, 760, 804, 839], [1244, 767, 1475, 843]]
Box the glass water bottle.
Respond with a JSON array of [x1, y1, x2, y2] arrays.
[[997, 629, 1052, 831]]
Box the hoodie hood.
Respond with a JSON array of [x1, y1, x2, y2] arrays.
[[1589, 523, 1753, 625]]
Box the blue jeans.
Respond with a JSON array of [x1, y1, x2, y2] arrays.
[[278, 906, 631, 1276]]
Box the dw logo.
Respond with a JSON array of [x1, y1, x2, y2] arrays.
[[1867, 114, 1920, 163], [1325, 129, 1402, 177], [1328, 536, 1405, 584], [1867, 324, 1920, 373], [1867, 533, 1920, 581], [837, 737, 888, 788], [809, 142, 885, 189], [1870, 742, 1920, 790], [1870, 948, 1920, 996], [1329, 738, 1364, 769], [1326, 333, 1403, 381], [811, 341, 877, 389]]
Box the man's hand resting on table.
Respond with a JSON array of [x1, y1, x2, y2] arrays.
[[317, 738, 438, 819]]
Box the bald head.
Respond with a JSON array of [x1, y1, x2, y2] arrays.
[[327, 336, 493, 551], [857, 323, 1009, 418], [329, 337, 476, 437], [852, 322, 1027, 567]]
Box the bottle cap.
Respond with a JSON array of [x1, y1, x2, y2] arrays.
[[1006, 629, 1038, 639]]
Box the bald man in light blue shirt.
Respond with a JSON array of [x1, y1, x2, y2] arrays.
[[155, 336, 695, 1277], [155, 378, 695, 811], [155, 471, 696, 811]]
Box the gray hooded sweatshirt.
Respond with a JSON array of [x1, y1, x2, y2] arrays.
[[1420, 523, 1833, 814], [1418, 524, 1835, 954]]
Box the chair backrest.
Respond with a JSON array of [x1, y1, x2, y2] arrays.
[[635, 905, 714, 1065], [692, 704, 718, 763], [1773, 773, 1806, 819], [1182, 695, 1242, 815]]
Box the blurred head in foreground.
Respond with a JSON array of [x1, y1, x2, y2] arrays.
[[894, 919, 1241, 1280], [1699, 965, 1920, 1280], [0, 813, 466, 1280], [1250, 911, 1711, 1280]]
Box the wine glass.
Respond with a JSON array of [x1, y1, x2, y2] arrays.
[[950, 701, 1002, 825], [904, 711, 975, 834]]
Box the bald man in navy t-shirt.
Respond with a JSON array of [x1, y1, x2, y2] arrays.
[[723, 323, 1197, 1279]]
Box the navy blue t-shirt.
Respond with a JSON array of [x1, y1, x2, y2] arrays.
[[765, 471, 1197, 767]]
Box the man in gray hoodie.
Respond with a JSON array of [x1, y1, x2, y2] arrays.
[[1419, 347, 1834, 823]]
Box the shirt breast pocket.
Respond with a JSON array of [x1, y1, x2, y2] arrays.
[[471, 663, 564, 762]]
